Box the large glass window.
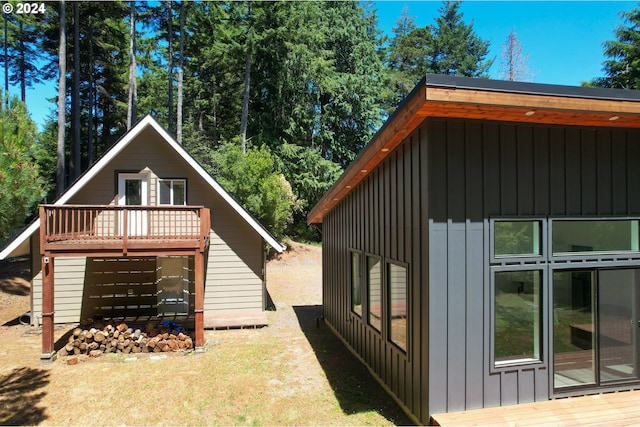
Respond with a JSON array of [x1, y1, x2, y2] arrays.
[[367, 256, 382, 331], [494, 269, 542, 366], [388, 263, 408, 352], [351, 252, 362, 316], [159, 179, 186, 205], [552, 220, 639, 255], [494, 220, 541, 257]]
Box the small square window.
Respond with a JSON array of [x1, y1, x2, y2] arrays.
[[158, 179, 186, 206]]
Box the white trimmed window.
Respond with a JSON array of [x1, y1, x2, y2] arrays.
[[158, 179, 186, 205]]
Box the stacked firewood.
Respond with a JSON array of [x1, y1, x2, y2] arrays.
[[58, 322, 194, 357]]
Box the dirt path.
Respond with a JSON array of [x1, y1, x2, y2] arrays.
[[0, 243, 412, 426]]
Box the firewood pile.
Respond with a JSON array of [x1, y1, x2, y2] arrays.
[[58, 322, 194, 357]]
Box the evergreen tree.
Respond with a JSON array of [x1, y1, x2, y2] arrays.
[[425, 1, 492, 77], [0, 94, 46, 239], [386, 5, 429, 105], [56, 0, 66, 196], [386, 1, 492, 109], [592, 4, 640, 89], [2, 11, 42, 102]]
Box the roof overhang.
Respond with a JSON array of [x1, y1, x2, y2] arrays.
[[307, 75, 640, 224]]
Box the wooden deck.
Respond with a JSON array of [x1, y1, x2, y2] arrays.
[[204, 312, 269, 329], [431, 390, 640, 426], [40, 204, 210, 256]]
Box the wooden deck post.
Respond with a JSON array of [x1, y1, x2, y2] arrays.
[[41, 255, 56, 360], [194, 249, 205, 350]]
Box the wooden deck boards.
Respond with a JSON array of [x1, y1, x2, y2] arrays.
[[431, 390, 640, 426], [204, 312, 269, 329]]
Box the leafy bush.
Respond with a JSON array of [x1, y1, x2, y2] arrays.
[[209, 143, 301, 239]]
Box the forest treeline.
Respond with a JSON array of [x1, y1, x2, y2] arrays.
[[2, 1, 639, 242]]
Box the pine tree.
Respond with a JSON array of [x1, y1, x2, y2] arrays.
[[385, 1, 492, 109], [425, 1, 492, 77], [386, 5, 429, 104], [56, 0, 66, 196], [2, 12, 42, 102], [0, 94, 46, 239], [498, 28, 534, 82], [128, 0, 138, 130], [593, 5, 640, 89]]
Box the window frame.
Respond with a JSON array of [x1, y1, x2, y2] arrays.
[[490, 217, 547, 264], [366, 254, 383, 333], [549, 217, 640, 261], [490, 264, 546, 371], [386, 260, 409, 354], [350, 249, 363, 318], [157, 178, 187, 206]]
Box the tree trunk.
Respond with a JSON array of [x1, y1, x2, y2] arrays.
[[3, 14, 8, 103], [167, 0, 173, 135], [240, 48, 250, 154], [239, 2, 252, 154], [176, 0, 184, 144], [19, 20, 25, 102], [71, 1, 81, 180], [56, 1, 66, 196], [127, 0, 137, 130], [88, 15, 94, 165]]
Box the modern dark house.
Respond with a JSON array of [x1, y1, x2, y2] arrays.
[[307, 75, 640, 424]]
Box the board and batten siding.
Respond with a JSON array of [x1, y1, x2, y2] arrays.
[[426, 118, 640, 417], [323, 116, 640, 424], [323, 127, 430, 423]]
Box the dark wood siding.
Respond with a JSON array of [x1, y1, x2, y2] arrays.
[[323, 129, 430, 422], [427, 118, 640, 417], [323, 116, 640, 424]]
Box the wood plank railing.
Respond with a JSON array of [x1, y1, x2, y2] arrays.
[[40, 205, 210, 252]]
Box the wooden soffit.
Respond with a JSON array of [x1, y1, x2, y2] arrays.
[[307, 83, 640, 225]]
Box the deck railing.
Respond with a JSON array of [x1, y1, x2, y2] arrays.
[[40, 204, 210, 247]]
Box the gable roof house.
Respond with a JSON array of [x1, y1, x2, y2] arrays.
[[0, 115, 284, 359], [308, 74, 640, 424]]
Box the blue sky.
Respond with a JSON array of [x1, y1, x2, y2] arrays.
[[16, 1, 639, 130], [374, 1, 635, 85]]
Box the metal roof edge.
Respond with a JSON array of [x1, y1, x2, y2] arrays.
[[424, 74, 640, 102]]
